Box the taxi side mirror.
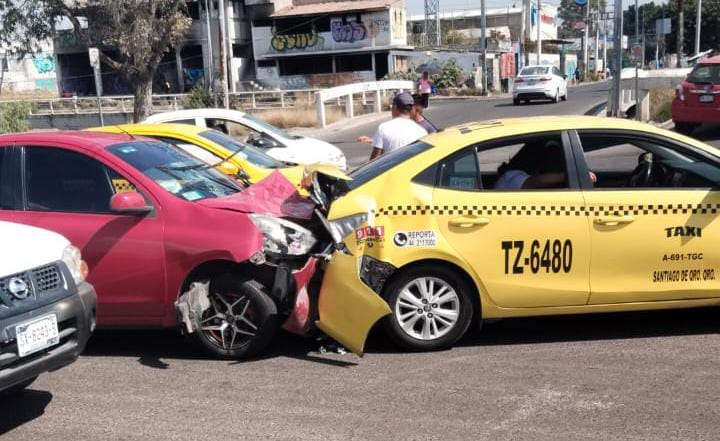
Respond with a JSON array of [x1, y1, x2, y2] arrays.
[[110, 191, 152, 215], [217, 162, 240, 177]]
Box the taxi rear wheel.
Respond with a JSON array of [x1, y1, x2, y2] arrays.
[[382, 266, 473, 351]]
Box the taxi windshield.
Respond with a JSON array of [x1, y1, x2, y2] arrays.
[[107, 141, 242, 201], [199, 130, 286, 169], [348, 141, 434, 190]]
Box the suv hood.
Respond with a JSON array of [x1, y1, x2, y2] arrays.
[[0, 221, 70, 276]]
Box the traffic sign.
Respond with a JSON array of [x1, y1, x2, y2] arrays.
[[575, 0, 588, 5], [630, 43, 643, 66]]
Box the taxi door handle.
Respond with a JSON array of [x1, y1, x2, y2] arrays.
[[449, 217, 491, 228], [594, 215, 635, 226]]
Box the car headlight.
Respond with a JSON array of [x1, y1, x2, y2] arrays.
[[62, 245, 88, 284], [249, 214, 317, 256], [328, 212, 371, 243]]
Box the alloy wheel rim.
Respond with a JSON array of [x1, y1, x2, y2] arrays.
[[394, 277, 459, 341], [200, 291, 258, 350]]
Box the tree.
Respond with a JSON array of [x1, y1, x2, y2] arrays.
[[0, 0, 191, 121], [557, 0, 607, 39]]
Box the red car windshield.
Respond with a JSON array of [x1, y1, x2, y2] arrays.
[[686, 64, 720, 84], [108, 140, 242, 201]]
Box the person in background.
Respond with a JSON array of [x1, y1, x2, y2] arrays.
[[411, 94, 438, 134], [418, 71, 433, 108], [368, 92, 427, 161]]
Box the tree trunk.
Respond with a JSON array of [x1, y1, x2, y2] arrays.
[[133, 77, 153, 122], [677, 0, 684, 67]]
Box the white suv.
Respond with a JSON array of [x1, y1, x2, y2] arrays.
[[0, 221, 96, 394], [513, 65, 568, 105], [144, 108, 347, 170]]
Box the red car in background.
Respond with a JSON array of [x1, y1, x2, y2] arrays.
[[0, 131, 360, 359], [672, 55, 720, 135]]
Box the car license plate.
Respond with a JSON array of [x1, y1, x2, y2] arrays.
[[699, 94, 714, 103], [16, 314, 59, 357], [527, 80, 536, 86]]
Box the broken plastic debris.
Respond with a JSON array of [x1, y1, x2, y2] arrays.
[[174, 281, 211, 334], [317, 338, 348, 355]]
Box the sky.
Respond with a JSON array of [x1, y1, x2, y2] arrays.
[[405, 0, 667, 16]]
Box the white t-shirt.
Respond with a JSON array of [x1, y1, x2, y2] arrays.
[[494, 170, 530, 189], [372, 117, 428, 154]]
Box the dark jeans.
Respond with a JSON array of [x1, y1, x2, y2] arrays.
[[420, 93, 430, 108]]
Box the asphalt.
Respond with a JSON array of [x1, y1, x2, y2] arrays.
[[4, 80, 720, 440]]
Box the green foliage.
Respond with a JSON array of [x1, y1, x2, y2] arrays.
[[183, 84, 214, 109], [558, 0, 607, 39], [0, 101, 34, 133], [433, 58, 466, 89]]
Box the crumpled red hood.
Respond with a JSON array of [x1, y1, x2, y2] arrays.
[[197, 170, 315, 219]]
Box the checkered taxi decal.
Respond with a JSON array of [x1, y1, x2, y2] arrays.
[[373, 203, 720, 218]]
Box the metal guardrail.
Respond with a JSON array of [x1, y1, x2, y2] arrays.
[[315, 80, 415, 128], [0, 89, 321, 115]]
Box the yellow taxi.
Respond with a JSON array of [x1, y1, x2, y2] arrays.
[[315, 116, 720, 354], [89, 124, 306, 186]]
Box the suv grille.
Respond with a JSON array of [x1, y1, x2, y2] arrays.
[[0, 263, 63, 306]]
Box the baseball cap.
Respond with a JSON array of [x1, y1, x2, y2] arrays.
[[393, 92, 414, 110]]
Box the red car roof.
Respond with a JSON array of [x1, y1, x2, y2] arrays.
[[700, 55, 720, 65], [0, 130, 142, 149]]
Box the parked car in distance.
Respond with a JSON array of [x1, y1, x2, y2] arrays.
[[88, 123, 306, 187], [672, 55, 720, 135], [0, 131, 373, 359], [0, 220, 96, 395], [144, 108, 347, 169], [513, 65, 568, 105]]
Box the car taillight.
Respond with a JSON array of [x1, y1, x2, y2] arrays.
[[676, 84, 686, 102], [514, 78, 524, 83], [540, 76, 552, 82]]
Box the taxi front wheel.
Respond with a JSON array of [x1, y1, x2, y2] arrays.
[[382, 266, 473, 351]]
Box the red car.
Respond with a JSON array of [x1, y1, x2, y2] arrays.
[[672, 55, 720, 135], [0, 131, 355, 359]]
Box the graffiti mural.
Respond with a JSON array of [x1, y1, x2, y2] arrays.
[[331, 21, 367, 43], [32, 54, 56, 74], [271, 30, 321, 52]]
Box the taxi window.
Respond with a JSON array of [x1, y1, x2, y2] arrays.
[[434, 133, 569, 191], [578, 133, 720, 189]]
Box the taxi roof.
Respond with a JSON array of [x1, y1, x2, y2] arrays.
[[422, 115, 709, 151], [87, 123, 208, 137]]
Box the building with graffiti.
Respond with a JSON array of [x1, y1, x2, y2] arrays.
[[247, 0, 412, 89], [0, 41, 58, 94], [51, 0, 253, 97]]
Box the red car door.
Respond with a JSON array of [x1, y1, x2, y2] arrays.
[[13, 144, 167, 326]]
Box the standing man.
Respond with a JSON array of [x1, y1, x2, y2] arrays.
[[369, 92, 428, 161], [411, 94, 438, 134]]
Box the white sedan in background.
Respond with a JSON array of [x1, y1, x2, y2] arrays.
[[512, 65, 568, 105], [144, 108, 347, 169]]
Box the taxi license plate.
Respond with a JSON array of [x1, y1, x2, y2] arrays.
[[699, 94, 714, 103], [16, 314, 59, 357]]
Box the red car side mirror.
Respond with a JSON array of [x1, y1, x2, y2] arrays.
[[110, 191, 152, 215]]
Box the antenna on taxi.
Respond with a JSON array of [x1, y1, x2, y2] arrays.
[[115, 125, 136, 140]]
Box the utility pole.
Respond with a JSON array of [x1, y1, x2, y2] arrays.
[[218, 0, 230, 108], [204, 0, 216, 106], [536, 0, 542, 64], [481, 0, 488, 94], [635, 0, 640, 121], [676, 0, 684, 67], [594, 10, 600, 75], [519, 0, 525, 71], [583, 0, 589, 78], [695, 0, 702, 55], [611, 0, 623, 117]]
